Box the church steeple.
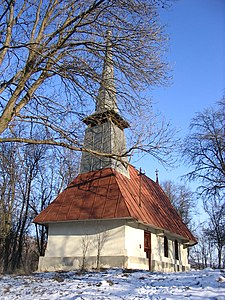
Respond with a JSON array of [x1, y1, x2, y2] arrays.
[[82, 30, 128, 130], [96, 30, 118, 113], [80, 31, 130, 177]]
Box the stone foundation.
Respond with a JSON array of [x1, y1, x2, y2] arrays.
[[38, 255, 150, 272], [38, 255, 190, 272], [151, 260, 190, 272]]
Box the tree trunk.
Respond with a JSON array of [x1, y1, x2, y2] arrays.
[[218, 246, 222, 269], [3, 233, 12, 273]]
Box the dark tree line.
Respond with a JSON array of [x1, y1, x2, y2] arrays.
[[0, 137, 78, 273]]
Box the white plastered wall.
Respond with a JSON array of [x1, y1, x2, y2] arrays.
[[45, 219, 127, 258], [151, 233, 190, 272], [40, 219, 150, 271], [39, 219, 191, 272], [39, 219, 129, 271], [124, 224, 149, 270]]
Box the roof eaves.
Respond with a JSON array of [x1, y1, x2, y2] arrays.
[[133, 219, 197, 246], [34, 216, 135, 226]]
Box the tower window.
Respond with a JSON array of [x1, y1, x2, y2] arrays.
[[164, 236, 168, 257]]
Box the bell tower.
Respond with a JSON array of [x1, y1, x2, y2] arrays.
[[80, 31, 130, 177]]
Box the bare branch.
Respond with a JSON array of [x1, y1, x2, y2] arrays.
[[183, 100, 225, 196], [0, 0, 174, 164]]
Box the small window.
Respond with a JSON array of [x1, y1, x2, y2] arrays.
[[174, 240, 179, 260], [164, 236, 168, 257]]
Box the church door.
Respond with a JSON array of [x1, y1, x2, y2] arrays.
[[144, 231, 151, 270]]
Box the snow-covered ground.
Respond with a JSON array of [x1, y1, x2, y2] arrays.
[[0, 268, 225, 299]]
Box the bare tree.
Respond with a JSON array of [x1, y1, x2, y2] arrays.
[[0, 142, 43, 272], [0, 0, 175, 164], [92, 225, 109, 270], [203, 196, 225, 269], [223, 247, 225, 268], [189, 224, 215, 269], [182, 97, 225, 269], [0, 143, 18, 272], [161, 180, 195, 227], [30, 146, 79, 258], [80, 235, 90, 270], [0, 136, 79, 272], [183, 99, 225, 196]]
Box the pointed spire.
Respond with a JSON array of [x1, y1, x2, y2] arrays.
[[96, 30, 118, 113], [80, 30, 130, 177]]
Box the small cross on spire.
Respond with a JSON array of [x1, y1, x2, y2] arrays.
[[155, 169, 159, 184]]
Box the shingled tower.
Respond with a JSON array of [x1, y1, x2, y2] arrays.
[[80, 30, 130, 177]]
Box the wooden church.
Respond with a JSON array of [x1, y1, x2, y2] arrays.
[[34, 32, 197, 272]]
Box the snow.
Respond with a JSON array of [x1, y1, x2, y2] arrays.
[[1, 268, 225, 300]]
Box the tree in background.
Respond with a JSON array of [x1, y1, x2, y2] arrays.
[[183, 99, 225, 197], [31, 146, 79, 259], [203, 196, 225, 269], [0, 143, 18, 272], [0, 0, 176, 165], [183, 97, 225, 269], [161, 180, 195, 228], [0, 139, 79, 273], [189, 205, 225, 270], [189, 224, 215, 269]]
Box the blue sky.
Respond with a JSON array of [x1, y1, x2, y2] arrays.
[[134, 0, 225, 190]]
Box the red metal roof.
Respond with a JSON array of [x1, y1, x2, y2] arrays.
[[34, 166, 196, 243]]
